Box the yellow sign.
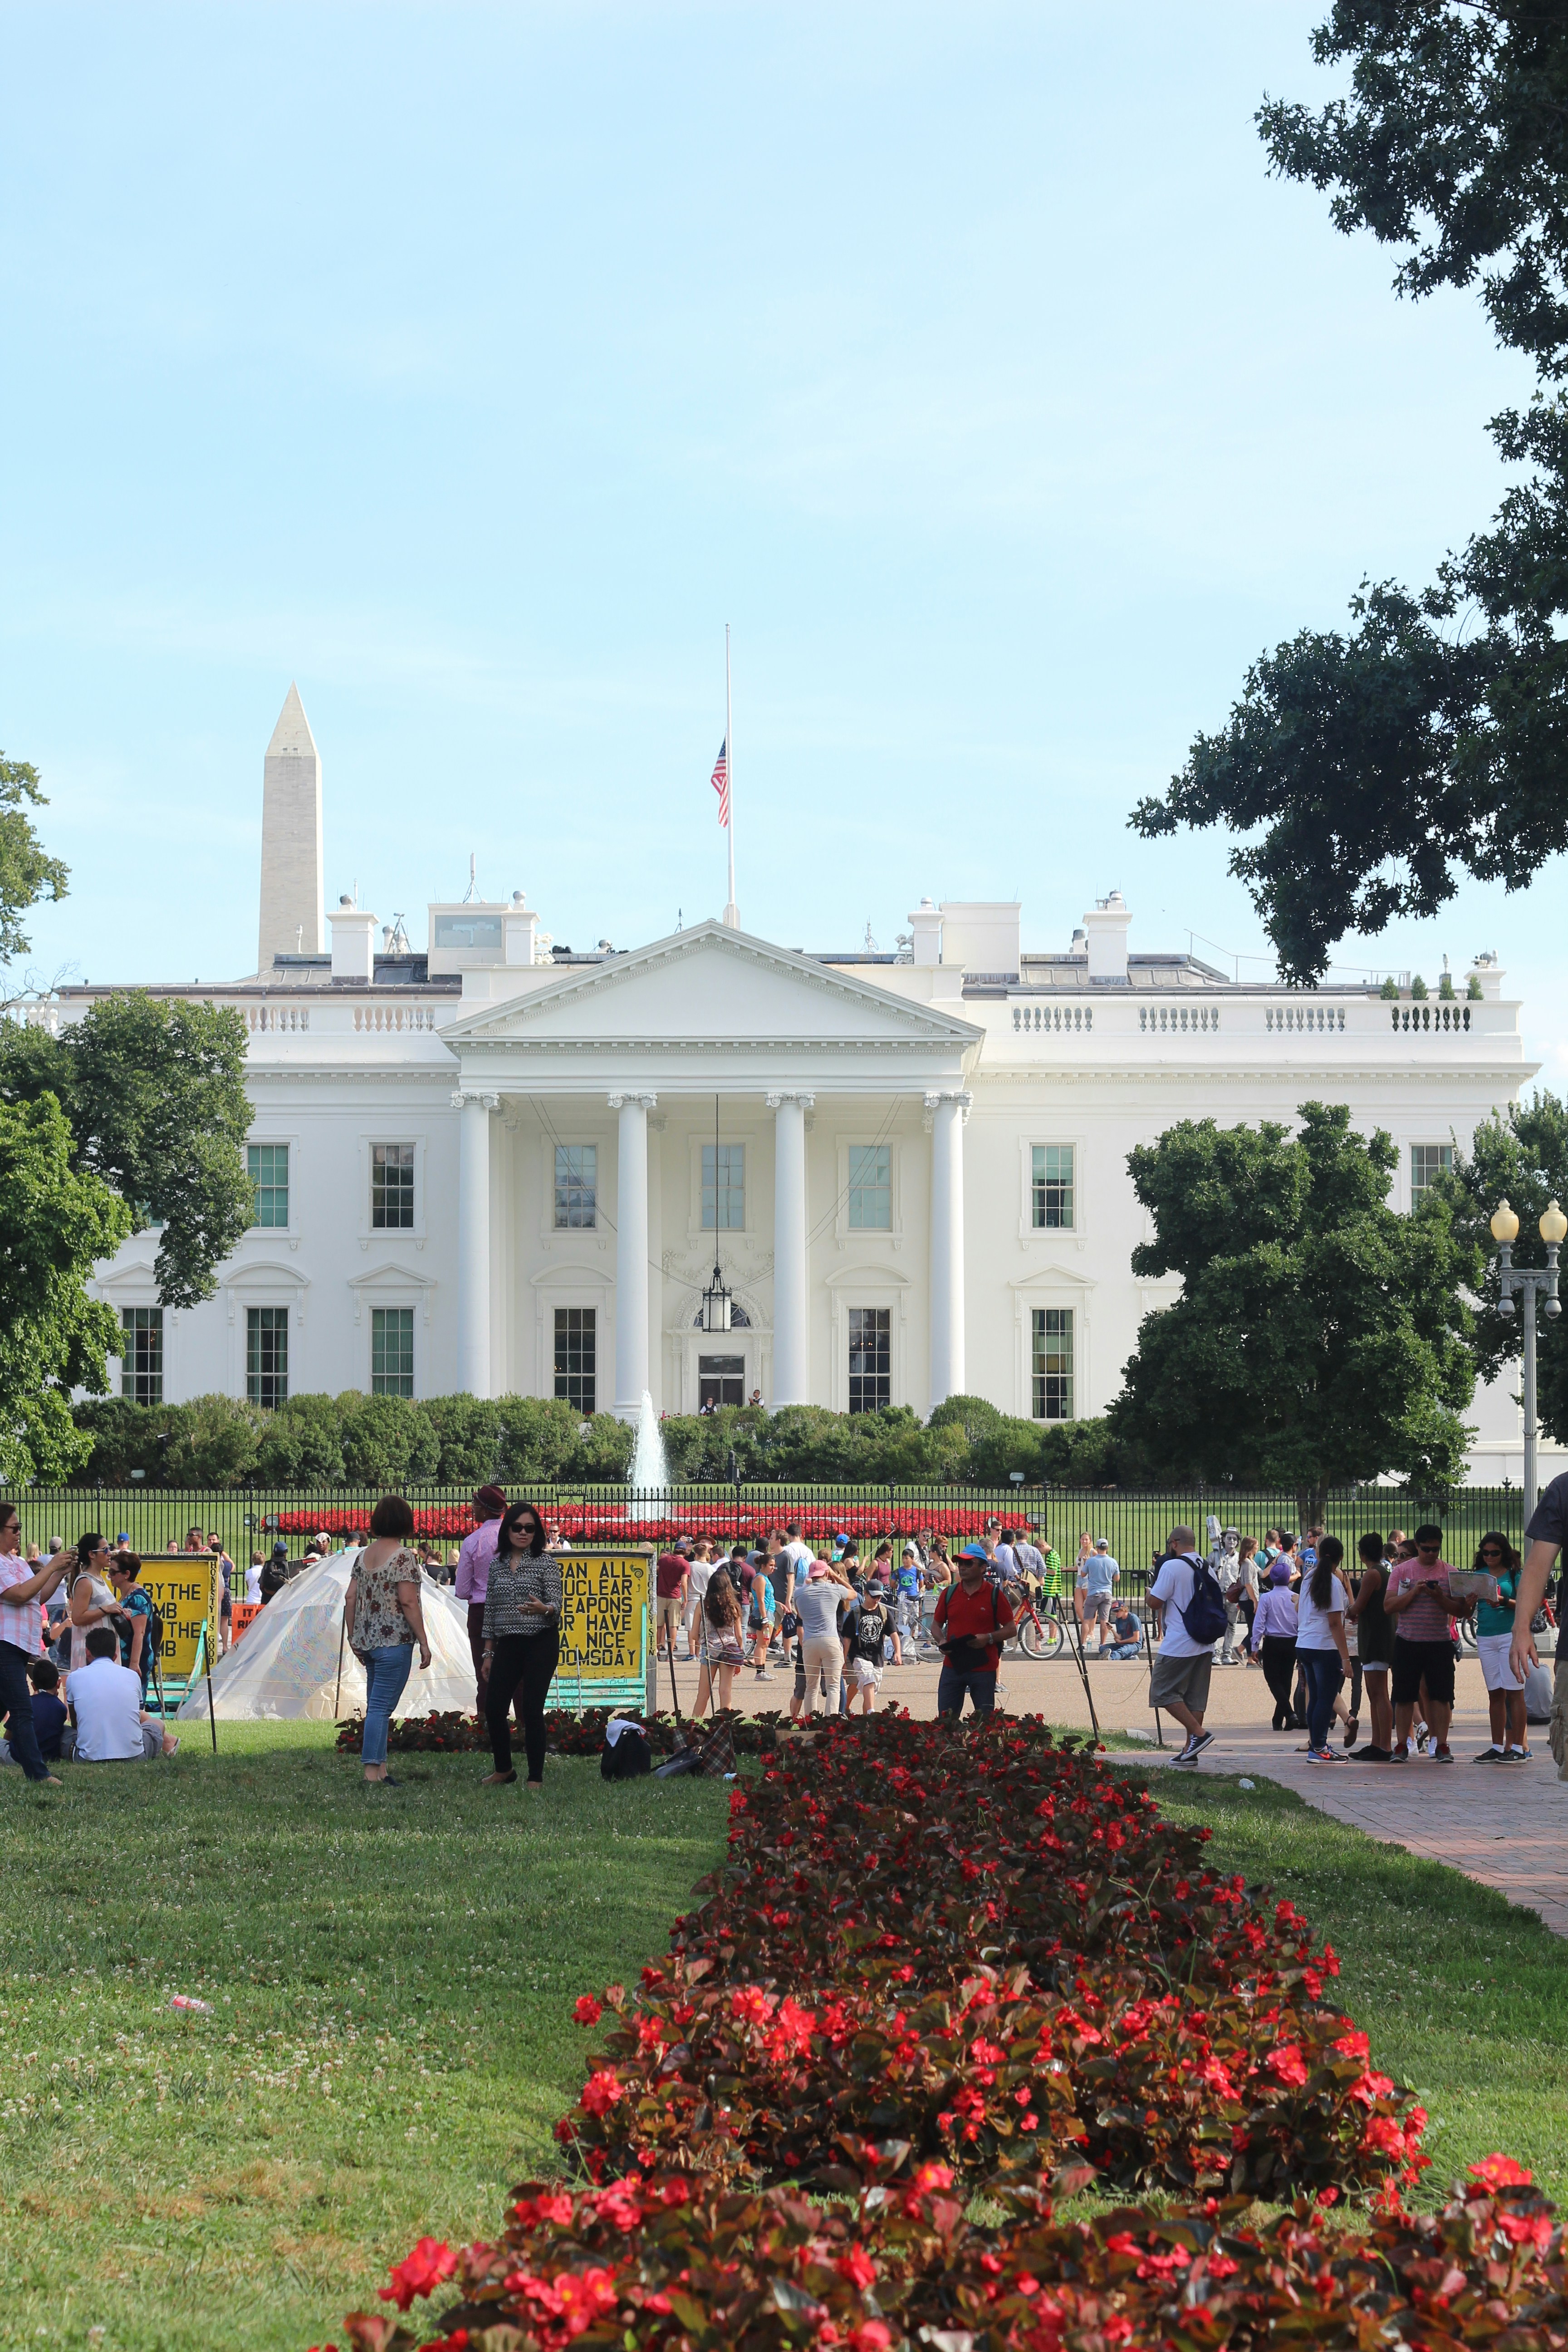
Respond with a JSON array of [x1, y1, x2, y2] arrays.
[[138, 1557, 219, 1679], [558, 1548, 649, 1681]]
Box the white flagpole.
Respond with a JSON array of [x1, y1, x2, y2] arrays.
[[721, 621, 739, 928]]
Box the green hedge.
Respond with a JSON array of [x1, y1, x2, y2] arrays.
[[69, 1388, 1143, 1490]]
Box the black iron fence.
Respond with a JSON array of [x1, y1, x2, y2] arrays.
[[6, 1481, 1538, 1586]]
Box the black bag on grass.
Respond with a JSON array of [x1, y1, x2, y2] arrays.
[[601, 1719, 652, 1779]]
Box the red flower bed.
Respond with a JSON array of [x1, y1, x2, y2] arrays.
[[332, 1707, 787, 1758], [324, 1718, 1560, 2352], [276, 1505, 995, 1544]]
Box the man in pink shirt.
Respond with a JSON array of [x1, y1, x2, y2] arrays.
[[454, 1486, 507, 1714], [1384, 1523, 1475, 1763]]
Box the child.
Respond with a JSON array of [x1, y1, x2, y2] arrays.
[[7, 1657, 70, 1765], [843, 1585, 892, 1715]]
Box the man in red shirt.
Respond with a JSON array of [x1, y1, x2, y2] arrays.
[[932, 1544, 1015, 1717], [653, 1542, 691, 1662], [1385, 1523, 1474, 1763]]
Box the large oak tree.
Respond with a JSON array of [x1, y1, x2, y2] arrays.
[[1109, 1101, 1476, 1517]]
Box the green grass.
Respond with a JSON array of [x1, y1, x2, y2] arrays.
[[1151, 1768, 1568, 2206], [0, 1729, 730, 2352]]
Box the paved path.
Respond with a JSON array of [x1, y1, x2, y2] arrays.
[[653, 1642, 1568, 1937]]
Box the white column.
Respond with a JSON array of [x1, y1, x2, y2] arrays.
[[454, 1089, 499, 1396], [768, 1090, 814, 1405], [611, 1091, 657, 1418], [926, 1089, 971, 1411]]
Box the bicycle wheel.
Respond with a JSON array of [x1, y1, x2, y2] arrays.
[[1017, 1615, 1064, 1661]]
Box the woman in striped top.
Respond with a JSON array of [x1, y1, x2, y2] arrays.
[[481, 1499, 562, 1790]]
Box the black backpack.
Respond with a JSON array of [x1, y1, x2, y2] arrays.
[[601, 1721, 651, 1779], [1176, 1555, 1229, 1645]]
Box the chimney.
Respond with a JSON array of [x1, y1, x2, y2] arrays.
[[1083, 892, 1131, 983], [907, 899, 943, 967], [258, 683, 324, 972], [504, 889, 541, 965], [329, 894, 377, 982]]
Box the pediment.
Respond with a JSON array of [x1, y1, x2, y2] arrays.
[[440, 923, 984, 1052]]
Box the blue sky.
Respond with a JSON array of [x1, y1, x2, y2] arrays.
[[3, 2, 1560, 1081]]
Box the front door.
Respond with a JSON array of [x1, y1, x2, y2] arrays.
[[698, 1352, 746, 1409]]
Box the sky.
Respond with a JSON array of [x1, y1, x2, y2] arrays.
[[3, 1, 1562, 1085]]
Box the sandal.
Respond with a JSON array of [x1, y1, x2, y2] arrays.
[[480, 1768, 517, 1786]]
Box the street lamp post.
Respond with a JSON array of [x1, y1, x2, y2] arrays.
[[1490, 1196, 1568, 1508]]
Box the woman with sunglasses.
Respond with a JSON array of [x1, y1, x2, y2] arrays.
[[1472, 1533, 1532, 1762], [480, 1500, 562, 1790], [66, 1533, 123, 1682]]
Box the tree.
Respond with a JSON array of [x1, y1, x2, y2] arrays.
[[0, 755, 68, 967], [0, 994, 252, 1308], [0, 1093, 131, 1483], [1108, 1101, 1476, 1518], [1133, 4, 1568, 980], [1441, 1091, 1568, 1447]]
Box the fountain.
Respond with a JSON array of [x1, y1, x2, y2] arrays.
[[628, 1390, 670, 1494]]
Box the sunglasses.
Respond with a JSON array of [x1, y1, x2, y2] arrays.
[[1480, 1545, 1505, 1557]]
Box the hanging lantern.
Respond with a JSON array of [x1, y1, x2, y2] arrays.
[[700, 1259, 733, 1333]]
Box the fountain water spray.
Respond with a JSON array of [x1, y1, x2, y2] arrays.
[[629, 1390, 669, 1494]]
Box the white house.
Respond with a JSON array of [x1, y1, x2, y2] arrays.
[[45, 687, 1548, 1480]]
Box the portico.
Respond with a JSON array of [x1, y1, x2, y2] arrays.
[[439, 923, 984, 1416]]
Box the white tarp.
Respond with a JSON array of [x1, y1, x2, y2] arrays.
[[176, 1550, 477, 1722]]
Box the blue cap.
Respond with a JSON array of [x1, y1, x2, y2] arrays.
[[961, 1543, 990, 1560], [115, 1533, 131, 1546]]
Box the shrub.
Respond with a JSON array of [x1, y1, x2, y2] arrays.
[[422, 1394, 503, 1483], [337, 1392, 440, 1485], [161, 1393, 263, 1485], [1411, 972, 1429, 1000], [255, 1392, 346, 1483], [494, 1395, 593, 1483]]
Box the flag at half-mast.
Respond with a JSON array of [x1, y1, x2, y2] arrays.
[[710, 736, 730, 828]]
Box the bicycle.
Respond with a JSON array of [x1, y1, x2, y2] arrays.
[[1002, 1588, 1067, 1661]]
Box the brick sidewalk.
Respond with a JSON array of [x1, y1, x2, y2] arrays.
[[652, 1642, 1568, 1938]]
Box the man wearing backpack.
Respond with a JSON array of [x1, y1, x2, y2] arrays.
[[1148, 1525, 1225, 1764]]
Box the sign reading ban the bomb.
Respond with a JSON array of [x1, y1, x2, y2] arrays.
[[557, 1549, 650, 1680], [138, 1557, 220, 1678]]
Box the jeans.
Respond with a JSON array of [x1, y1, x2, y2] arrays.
[[487, 1629, 560, 1781], [1299, 1650, 1343, 1752], [360, 1642, 414, 1767], [0, 1640, 50, 1781], [937, 1663, 998, 1717]]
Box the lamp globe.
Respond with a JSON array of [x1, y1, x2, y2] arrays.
[[1491, 1200, 1521, 1244], [1541, 1199, 1568, 1247]]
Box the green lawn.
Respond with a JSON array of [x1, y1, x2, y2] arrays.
[[1152, 1769, 1568, 2206], [0, 1728, 730, 2352]]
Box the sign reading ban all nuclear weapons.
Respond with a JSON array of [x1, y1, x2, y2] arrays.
[[557, 1549, 650, 1680], [137, 1556, 220, 1679]]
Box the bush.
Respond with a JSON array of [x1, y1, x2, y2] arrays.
[[255, 1392, 346, 1483], [162, 1393, 263, 1485], [422, 1393, 502, 1483], [337, 1392, 440, 1485], [494, 1395, 591, 1484]]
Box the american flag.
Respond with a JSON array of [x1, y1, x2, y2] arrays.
[[710, 736, 730, 828]]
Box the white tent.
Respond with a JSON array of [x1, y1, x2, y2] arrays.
[[177, 1551, 478, 1722]]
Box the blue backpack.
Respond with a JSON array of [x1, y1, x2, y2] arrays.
[[1176, 1555, 1230, 1645]]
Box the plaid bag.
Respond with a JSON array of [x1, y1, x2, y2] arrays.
[[693, 1725, 736, 1778]]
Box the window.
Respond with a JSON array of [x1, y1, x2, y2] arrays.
[[1031, 1144, 1075, 1230], [246, 1305, 289, 1408], [848, 1306, 891, 1413], [1411, 1143, 1454, 1205], [848, 1144, 891, 1230], [247, 1142, 289, 1229], [120, 1306, 163, 1405], [372, 1143, 415, 1229], [702, 1142, 745, 1230], [698, 1352, 746, 1409], [554, 1144, 598, 1229], [1031, 1307, 1074, 1421], [554, 1307, 596, 1413], [371, 1306, 415, 1396]]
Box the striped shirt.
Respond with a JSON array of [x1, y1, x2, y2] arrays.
[[0, 1556, 45, 1656], [483, 1551, 563, 1639]]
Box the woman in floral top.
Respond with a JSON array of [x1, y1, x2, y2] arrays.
[[343, 1494, 431, 1785], [481, 1499, 562, 1790]]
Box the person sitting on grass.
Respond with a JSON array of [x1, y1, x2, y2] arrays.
[[842, 1582, 893, 1715], [21, 1657, 70, 1763], [69, 1627, 179, 1761]]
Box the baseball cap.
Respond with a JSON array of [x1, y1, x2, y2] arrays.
[[115, 1532, 131, 1546]]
